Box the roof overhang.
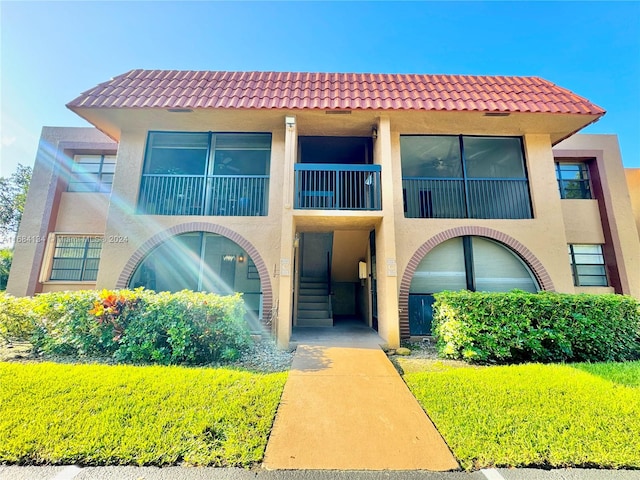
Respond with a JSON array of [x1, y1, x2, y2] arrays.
[[67, 105, 603, 145]]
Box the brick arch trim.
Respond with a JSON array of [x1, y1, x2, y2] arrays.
[[116, 222, 273, 328], [398, 226, 555, 338]]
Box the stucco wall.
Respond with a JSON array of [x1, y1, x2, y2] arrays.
[[561, 200, 605, 244], [55, 193, 109, 232], [6, 127, 116, 296], [554, 134, 640, 298], [626, 168, 640, 235]]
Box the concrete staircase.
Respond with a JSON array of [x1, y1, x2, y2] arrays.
[[296, 276, 333, 327]]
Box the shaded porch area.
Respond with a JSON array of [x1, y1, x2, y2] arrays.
[[290, 317, 382, 348]]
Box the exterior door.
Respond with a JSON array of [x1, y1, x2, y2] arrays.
[[408, 294, 434, 335]]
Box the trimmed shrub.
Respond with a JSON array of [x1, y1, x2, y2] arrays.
[[0, 289, 252, 365], [433, 290, 640, 364], [32, 290, 105, 356], [109, 290, 251, 364], [0, 293, 36, 345]]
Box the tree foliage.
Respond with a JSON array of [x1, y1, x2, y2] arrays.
[[0, 249, 12, 291], [0, 164, 32, 243]]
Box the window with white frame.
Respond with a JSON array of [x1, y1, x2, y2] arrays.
[[568, 244, 608, 286], [49, 236, 103, 281], [68, 155, 116, 192]]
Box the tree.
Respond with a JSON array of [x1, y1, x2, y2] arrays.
[[0, 248, 12, 290], [0, 164, 32, 243]]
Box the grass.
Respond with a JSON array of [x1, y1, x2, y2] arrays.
[[0, 362, 287, 466], [402, 360, 640, 471], [573, 361, 640, 388]]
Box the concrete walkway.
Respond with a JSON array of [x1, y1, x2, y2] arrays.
[[262, 322, 459, 471], [4, 466, 640, 480]]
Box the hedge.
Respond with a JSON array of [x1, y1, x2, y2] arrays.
[[0, 289, 252, 365], [433, 290, 640, 364]]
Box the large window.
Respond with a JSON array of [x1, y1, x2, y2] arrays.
[[128, 232, 262, 326], [568, 244, 608, 286], [410, 236, 539, 295], [68, 155, 116, 192], [408, 235, 539, 335], [138, 132, 271, 216], [555, 162, 593, 199], [49, 236, 102, 281], [401, 135, 532, 219]]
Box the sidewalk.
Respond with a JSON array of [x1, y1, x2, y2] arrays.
[[262, 323, 459, 471], [3, 463, 639, 479]]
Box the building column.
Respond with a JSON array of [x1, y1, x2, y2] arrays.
[[6, 129, 63, 296], [374, 116, 400, 348], [276, 115, 297, 347]]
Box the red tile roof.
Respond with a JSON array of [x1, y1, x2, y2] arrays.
[[67, 70, 605, 116]]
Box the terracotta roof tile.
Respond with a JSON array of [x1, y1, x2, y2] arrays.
[[66, 70, 605, 116]]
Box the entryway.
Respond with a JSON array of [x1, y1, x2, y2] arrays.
[[293, 230, 377, 331], [291, 317, 375, 347]]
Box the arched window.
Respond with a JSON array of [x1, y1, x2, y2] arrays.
[[408, 236, 539, 334], [129, 232, 262, 326], [411, 236, 539, 294]]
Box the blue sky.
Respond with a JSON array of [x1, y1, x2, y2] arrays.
[[1, 1, 639, 176]]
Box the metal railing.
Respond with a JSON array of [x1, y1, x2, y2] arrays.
[[208, 176, 269, 216], [402, 178, 532, 219], [138, 174, 269, 216], [294, 164, 382, 210]]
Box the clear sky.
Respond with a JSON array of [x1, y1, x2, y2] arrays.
[[1, 1, 639, 176]]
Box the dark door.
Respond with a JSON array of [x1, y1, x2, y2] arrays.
[[369, 230, 378, 331], [409, 294, 435, 335]]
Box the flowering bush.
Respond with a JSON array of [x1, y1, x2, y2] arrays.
[[89, 290, 140, 343], [0, 289, 252, 365]]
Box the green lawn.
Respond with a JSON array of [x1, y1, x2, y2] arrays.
[[403, 360, 640, 471], [574, 361, 640, 388], [0, 362, 287, 466]]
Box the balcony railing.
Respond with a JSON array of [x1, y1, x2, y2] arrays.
[[294, 164, 382, 210], [403, 178, 532, 219], [138, 174, 269, 216]]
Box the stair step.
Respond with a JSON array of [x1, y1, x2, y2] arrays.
[[298, 294, 327, 303], [297, 317, 333, 327], [298, 301, 329, 310], [300, 277, 328, 284], [298, 310, 331, 319], [299, 288, 328, 296], [300, 284, 328, 289], [300, 282, 328, 288]]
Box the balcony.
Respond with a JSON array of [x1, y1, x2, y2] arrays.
[[402, 178, 532, 219], [294, 164, 382, 211], [138, 174, 269, 216]]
